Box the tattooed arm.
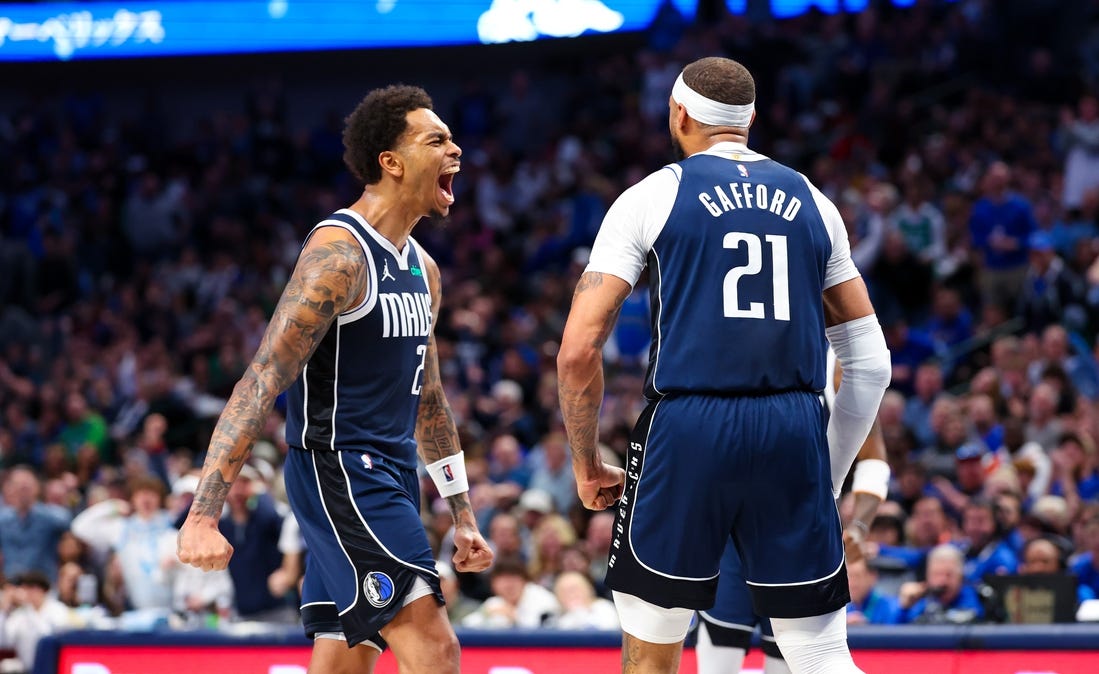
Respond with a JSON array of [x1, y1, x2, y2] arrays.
[[415, 250, 492, 573], [557, 271, 631, 511], [178, 227, 367, 571]]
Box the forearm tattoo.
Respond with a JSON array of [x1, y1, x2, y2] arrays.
[[189, 238, 366, 520]]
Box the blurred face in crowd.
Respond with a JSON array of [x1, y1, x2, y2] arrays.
[[1041, 326, 1068, 362], [554, 572, 595, 611], [1021, 539, 1061, 574], [995, 494, 1021, 531], [925, 552, 963, 604], [586, 512, 615, 554], [914, 364, 943, 401], [966, 395, 997, 433], [490, 571, 525, 607], [131, 486, 162, 519], [489, 513, 522, 557], [956, 456, 986, 493], [910, 497, 946, 547], [4, 468, 40, 512], [846, 558, 877, 603], [1028, 383, 1058, 423], [963, 503, 996, 549]]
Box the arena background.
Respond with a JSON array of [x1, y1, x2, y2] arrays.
[[2, 1, 1099, 672]]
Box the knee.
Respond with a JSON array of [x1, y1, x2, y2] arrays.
[[402, 630, 460, 674]]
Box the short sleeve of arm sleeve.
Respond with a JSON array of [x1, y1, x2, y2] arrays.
[[584, 167, 680, 287], [801, 175, 860, 289]]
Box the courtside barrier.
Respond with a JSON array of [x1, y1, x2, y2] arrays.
[[34, 624, 1099, 674]]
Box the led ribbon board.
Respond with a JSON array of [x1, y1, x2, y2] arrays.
[[0, 0, 699, 61]]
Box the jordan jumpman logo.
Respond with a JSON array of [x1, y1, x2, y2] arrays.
[[381, 259, 396, 282]]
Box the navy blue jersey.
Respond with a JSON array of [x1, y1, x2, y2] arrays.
[[645, 154, 831, 397], [284, 209, 431, 468]]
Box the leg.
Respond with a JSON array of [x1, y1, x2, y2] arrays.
[[695, 619, 747, 674], [380, 594, 460, 674], [622, 632, 683, 674], [770, 608, 863, 674], [308, 637, 381, 674], [612, 591, 694, 674]]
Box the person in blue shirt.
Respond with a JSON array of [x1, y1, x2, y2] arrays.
[[957, 498, 1018, 583], [0, 466, 72, 582], [967, 161, 1037, 314], [1070, 509, 1099, 598], [899, 544, 985, 624], [846, 558, 900, 626]]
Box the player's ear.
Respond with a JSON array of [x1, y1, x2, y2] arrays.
[[378, 150, 404, 179]]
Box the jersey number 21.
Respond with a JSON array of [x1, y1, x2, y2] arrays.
[[723, 232, 789, 321]]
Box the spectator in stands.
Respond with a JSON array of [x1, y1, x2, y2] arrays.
[[527, 431, 576, 514], [1017, 232, 1088, 335], [956, 498, 1019, 582], [890, 175, 946, 266], [969, 162, 1037, 314], [584, 511, 615, 585], [1070, 508, 1099, 599], [994, 417, 1053, 501], [461, 555, 560, 629], [0, 467, 71, 581], [4, 571, 72, 672], [550, 571, 618, 630], [70, 475, 178, 613], [1019, 537, 1096, 606], [218, 464, 292, 623], [845, 557, 901, 626], [900, 364, 945, 446], [1059, 95, 1099, 212], [527, 514, 576, 589], [899, 544, 985, 624], [931, 443, 991, 519], [487, 511, 527, 563]]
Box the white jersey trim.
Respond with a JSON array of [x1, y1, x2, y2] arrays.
[[627, 399, 719, 582], [339, 208, 412, 270], [585, 165, 680, 287], [311, 451, 361, 615], [744, 546, 845, 588], [300, 218, 378, 326], [330, 323, 341, 451], [798, 176, 860, 290], [698, 613, 756, 632], [335, 450, 440, 580]]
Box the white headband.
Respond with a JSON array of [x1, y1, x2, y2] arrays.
[[671, 72, 754, 128]]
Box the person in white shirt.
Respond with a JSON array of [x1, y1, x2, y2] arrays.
[[461, 555, 559, 629], [4, 571, 72, 671]]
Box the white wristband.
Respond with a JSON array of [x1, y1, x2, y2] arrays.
[[426, 451, 469, 498], [851, 458, 890, 501]]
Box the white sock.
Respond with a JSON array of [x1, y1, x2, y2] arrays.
[[769, 609, 863, 674], [763, 654, 793, 674], [695, 621, 747, 674]]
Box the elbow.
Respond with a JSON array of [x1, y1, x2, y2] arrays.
[[557, 340, 600, 384]]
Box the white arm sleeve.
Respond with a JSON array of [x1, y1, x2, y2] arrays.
[[826, 315, 891, 498], [801, 175, 860, 289], [584, 166, 679, 286]]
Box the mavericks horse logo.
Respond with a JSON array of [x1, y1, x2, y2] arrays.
[[364, 571, 395, 608]]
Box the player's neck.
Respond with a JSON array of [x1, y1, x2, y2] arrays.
[[685, 130, 749, 156], [349, 190, 420, 251]]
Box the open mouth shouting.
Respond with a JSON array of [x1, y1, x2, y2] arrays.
[[438, 164, 459, 207]]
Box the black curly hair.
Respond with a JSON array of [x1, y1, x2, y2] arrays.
[[343, 84, 434, 185]]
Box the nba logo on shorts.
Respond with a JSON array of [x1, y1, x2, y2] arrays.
[[443, 464, 454, 482], [361, 454, 373, 470], [364, 571, 394, 608]]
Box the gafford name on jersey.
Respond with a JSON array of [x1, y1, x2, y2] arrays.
[[697, 181, 803, 222]]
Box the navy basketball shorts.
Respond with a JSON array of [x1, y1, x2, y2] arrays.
[[283, 447, 443, 648], [605, 392, 849, 619], [698, 542, 781, 658]]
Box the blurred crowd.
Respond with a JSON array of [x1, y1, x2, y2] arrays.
[[2, 0, 1099, 669]]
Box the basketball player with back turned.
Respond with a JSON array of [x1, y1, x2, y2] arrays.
[[177, 85, 493, 674], [558, 57, 890, 674]]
